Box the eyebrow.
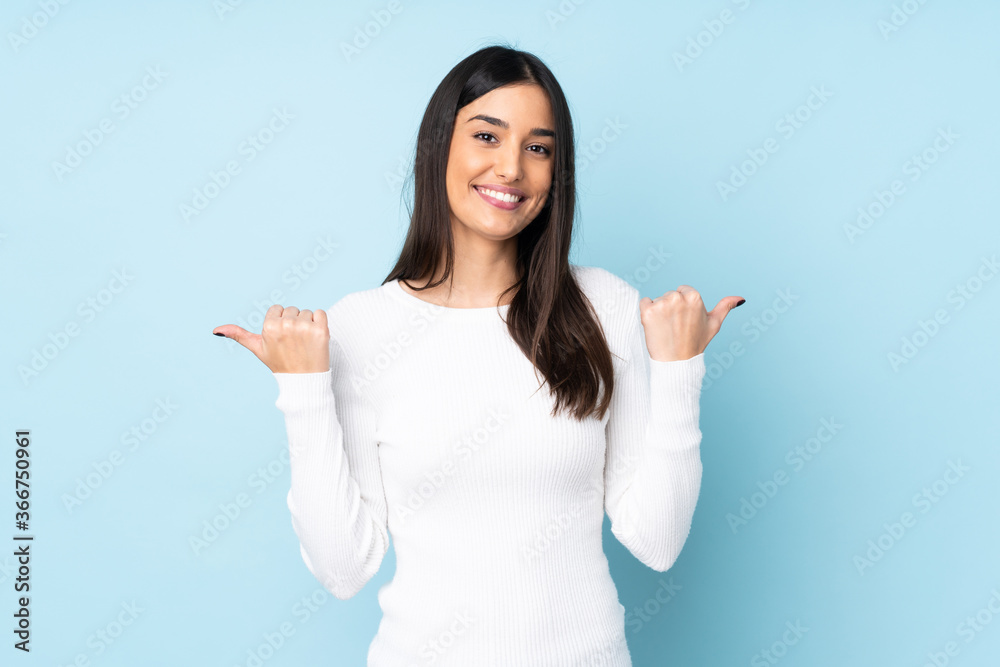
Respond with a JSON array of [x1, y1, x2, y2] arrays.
[[466, 114, 555, 138]]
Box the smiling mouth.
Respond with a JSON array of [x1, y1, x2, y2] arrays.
[[474, 185, 527, 210]]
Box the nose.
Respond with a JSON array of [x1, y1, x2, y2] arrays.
[[493, 143, 523, 182]]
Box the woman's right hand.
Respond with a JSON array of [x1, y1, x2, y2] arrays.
[[213, 305, 330, 374]]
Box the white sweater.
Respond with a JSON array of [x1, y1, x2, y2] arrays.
[[272, 264, 706, 666]]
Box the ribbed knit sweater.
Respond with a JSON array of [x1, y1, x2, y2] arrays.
[[272, 264, 706, 666]]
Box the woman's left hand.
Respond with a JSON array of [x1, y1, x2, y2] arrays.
[[640, 285, 745, 362]]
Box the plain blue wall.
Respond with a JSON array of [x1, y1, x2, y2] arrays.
[[3, 1, 998, 665]]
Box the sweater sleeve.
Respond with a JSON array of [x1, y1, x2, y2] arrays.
[[603, 290, 706, 572], [272, 322, 389, 599]]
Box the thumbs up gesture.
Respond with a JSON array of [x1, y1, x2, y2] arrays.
[[640, 285, 744, 362], [213, 305, 330, 374]]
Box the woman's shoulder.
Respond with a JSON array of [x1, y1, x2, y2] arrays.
[[569, 264, 641, 350], [569, 264, 639, 311], [321, 280, 399, 345]]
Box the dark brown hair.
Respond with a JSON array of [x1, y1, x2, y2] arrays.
[[383, 44, 615, 421]]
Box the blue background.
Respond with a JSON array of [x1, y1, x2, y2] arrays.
[[2, 1, 998, 665]]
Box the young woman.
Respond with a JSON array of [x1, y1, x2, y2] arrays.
[[214, 45, 743, 666]]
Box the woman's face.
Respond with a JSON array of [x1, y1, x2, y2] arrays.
[[445, 83, 555, 242]]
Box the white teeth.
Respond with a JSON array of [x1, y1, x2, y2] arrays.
[[477, 187, 523, 203]]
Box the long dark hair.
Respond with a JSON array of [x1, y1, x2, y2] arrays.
[[383, 44, 615, 422]]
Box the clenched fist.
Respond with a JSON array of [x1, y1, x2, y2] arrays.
[[640, 285, 744, 362], [213, 305, 330, 374]]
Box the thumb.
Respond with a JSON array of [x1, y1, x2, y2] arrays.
[[212, 324, 264, 361], [707, 296, 746, 330]]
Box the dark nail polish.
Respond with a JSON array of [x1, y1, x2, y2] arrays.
[[214, 332, 225, 337], [735, 299, 746, 307]]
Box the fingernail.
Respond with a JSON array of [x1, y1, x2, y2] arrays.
[[214, 332, 225, 337], [735, 299, 746, 307]]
